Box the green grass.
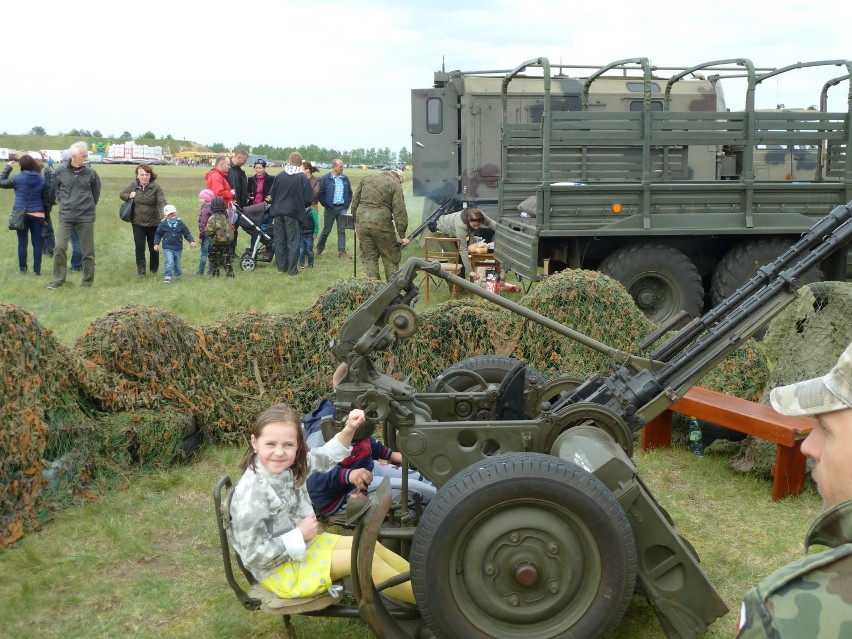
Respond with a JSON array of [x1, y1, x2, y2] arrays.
[[0, 164, 438, 346], [0, 163, 826, 637], [0, 444, 822, 638]]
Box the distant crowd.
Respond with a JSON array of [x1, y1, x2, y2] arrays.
[[3, 143, 410, 288]]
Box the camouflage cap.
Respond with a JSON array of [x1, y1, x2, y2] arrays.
[[770, 341, 852, 416]]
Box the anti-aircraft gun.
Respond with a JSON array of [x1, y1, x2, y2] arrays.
[[309, 200, 852, 639]]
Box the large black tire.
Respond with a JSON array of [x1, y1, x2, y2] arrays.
[[710, 238, 824, 306], [598, 244, 704, 324], [411, 453, 637, 639]]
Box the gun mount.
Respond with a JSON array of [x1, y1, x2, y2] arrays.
[[317, 202, 852, 638]]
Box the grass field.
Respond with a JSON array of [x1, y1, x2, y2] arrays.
[[0, 163, 441, 346], [0, 162, 826, 638]]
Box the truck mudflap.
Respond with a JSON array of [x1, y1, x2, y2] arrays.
[[494, 221, 539, 280]]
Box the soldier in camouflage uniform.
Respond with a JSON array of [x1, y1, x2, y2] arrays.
[[737, 341, 852, 637], [350, 168, 408, 281]]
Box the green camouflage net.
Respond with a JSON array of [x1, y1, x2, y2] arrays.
[[715, 282, 852, 478], [1, 271, 771, 547]]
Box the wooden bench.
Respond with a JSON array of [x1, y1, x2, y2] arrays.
[[642, 386, 817, 501]]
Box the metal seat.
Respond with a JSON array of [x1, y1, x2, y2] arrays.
[[213, 476, 338, 638]]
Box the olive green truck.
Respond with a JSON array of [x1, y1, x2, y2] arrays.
[[411, 57, 852, 322]]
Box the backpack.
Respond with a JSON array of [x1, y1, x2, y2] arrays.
[[300, 207, 315, 232], [42, 168, 56, 216], [206, 212, 234, 244]]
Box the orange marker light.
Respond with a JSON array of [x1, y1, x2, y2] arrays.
[[611, 203, 623, 214]]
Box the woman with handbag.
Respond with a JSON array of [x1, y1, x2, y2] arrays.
[[1, 153, 47, 275], [119, 164, 167, 276]]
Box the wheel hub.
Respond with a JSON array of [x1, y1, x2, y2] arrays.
[[453, 506, 600, 626]]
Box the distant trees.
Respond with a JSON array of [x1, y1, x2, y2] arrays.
[[29, 126, 47, 135], [140, 131, 156, 139], [68, 128, 92, 137], [121, 131, 132, 138], [201, 142, 405, 165], [92, 130, 102, 137]]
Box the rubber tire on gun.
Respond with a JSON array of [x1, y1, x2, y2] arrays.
[[598, 243, 704, 324], [410, 453, 637, 639]]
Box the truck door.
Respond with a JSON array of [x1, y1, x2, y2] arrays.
[[412, 86, 460, 204]]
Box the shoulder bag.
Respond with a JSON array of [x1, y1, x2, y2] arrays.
[[8, 184, 35, 231], [119, 197, 134, 222]]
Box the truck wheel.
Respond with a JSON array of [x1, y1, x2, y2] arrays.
[[411, 453, 637, 639], [598, 244, 704, 324], [711, 238, 824, 306]]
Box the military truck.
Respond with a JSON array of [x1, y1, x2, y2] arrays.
[[216, 201, 852, 638], [412, 57, 852, 322]]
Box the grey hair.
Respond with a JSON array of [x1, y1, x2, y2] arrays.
[[69, 141, 88, 158]]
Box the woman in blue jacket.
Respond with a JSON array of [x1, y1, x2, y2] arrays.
[[1, 153, 46, 275]]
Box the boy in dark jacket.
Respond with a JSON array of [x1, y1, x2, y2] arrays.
[[304, 363, 436, 516], [153, 204, 196, 284]]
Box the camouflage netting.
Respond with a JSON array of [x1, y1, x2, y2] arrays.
[[0, 304, 118, 548], [2, 271, 773, 547], [712, 282, 852, 478]]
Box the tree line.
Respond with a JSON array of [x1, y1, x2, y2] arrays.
[[28, 126, 411, 166]]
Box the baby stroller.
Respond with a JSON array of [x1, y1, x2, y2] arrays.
[[235, 202, 274, 271]]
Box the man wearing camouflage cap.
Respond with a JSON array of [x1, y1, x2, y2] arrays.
[[350, 168, 408, 281], [736, 341, 852, 637]]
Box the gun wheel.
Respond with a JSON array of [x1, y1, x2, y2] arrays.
[[428, 356, 545, 418], [411, 453, 636, 639]]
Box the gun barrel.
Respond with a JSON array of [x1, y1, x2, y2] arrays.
[[651, 202, 852, 361]]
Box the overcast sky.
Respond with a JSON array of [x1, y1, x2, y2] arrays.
[[6, 0, 851, 153]]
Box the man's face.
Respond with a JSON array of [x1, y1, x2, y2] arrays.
[[217, 159, 229, 172], [801, 407, 852, 508], [234, 154, 247, 167], [70, 148, 89, 168], [332, 161, 344, 176]]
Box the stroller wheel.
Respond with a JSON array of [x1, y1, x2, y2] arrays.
[[240, 256, 257, 272]]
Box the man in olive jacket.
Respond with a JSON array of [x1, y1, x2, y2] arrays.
[[351, 168, 408, 281], [49, 141, 101, 289]]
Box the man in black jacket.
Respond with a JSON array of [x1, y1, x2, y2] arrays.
[[269, 152, 313, 276], [227, 149, 248, 258]]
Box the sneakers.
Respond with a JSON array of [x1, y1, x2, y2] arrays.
[[164, 277, 171, 285], [47, 282, 60, 290], [339, 251, 351, 259], [69, 266, 82, 273]]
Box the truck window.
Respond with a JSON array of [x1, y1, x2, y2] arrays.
[[427, 98, 443, 134], [626, 81, 661, 93], [629, 100, 664, 111]]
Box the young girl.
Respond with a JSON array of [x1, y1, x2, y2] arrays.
[[229, 403, 415, 604]]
